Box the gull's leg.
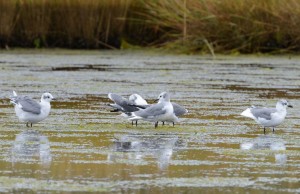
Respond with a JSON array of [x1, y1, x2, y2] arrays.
[[272, 127, 275, 133], [155, 122, 158, 128], [131, 121, 134, 126], [135, 120, 138, 126], [264, 127, 266, 134], [162, 122, 165, 126], [173, 122, 175, 127], [30, 123, 33, 127], [26, 122, 29, 127]]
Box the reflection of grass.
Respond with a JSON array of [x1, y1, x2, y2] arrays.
[[0, 176, 255, 192], [0, 176, 110, 192]]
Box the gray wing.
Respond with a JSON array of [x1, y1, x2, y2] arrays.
[[129, 104, 151, 109], [172, 102, 188, 116], [109, 104, 124, 112], [250, 108, 276, 120], [108, 93, 139, 112], [134, 103, 166, 118], [15, 96, 41, 114]]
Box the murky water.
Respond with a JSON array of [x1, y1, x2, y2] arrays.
[[0, 50, 299, 193]]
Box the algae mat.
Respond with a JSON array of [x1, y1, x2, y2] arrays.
[[0, 50, 299, 193]]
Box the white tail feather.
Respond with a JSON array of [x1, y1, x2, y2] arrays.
[[10, 91, 18, 105], [241, 108, 255, 119], [108, 93, 113, 101]]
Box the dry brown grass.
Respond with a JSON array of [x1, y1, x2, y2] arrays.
[[1, 0, 131, 48], [1, 0, 300, 53], [137, 0, 300, 53], [0, 0, 17, 47], [50, 0, 131, 48]]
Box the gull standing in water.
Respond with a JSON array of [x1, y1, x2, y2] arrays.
[[129, 97, 188, 126], [108, 93, 148, 126], [241, 99, 292, 134], [10, 91, 54, 127], [124, 92, 178, 128]]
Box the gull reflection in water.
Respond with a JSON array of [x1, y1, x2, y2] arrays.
[[240, 135, 287, 164], [108, 133, 185, 170], [11, 130, 52, 167]]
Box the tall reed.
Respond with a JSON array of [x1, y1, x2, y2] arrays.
[[50, 0, 131, 48], [1, 0, 300, 53], [14, 0, 52, 47], [0, 0, 17, 47], [135, 0, 300, 53], [1, 0, 131, 48]]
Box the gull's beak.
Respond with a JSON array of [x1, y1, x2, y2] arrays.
[[288, 104, 293, 108], [52, 98, 56, 101], [154, 99, 159, 103]]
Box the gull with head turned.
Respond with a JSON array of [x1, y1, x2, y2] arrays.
[[124, 92, 178, 128], [108, 93, 148, 126]]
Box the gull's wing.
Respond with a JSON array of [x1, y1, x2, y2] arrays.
[[13, 96, 41, 114], [250, 108, 277, 120], [129, 104, 151, 109], [134, 103, 167, 119], [172, 102, 188, 117], [108, 93, 139, 112]]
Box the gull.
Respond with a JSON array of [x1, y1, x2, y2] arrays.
[[10, 91, 54, 127], [130, 98, 188, 126], [241, 99, 292, 134], [108, 93, 148, 125], [123, 92, 178, 128]]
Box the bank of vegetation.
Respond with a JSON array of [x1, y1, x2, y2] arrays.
[[1, 0, 300, 53]]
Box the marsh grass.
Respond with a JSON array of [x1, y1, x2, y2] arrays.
[[1, 0, 300, 53], [0, 0, 17, 47], [50, 0, 131, 48], [1, 0, 131, 48], [14, 0, 52, 47], [138, 0, 300, 53]]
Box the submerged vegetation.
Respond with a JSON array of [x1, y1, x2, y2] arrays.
[[1, 0, 300, 53]]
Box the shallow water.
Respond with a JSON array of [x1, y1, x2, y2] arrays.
[[0, 50, 299, 193]]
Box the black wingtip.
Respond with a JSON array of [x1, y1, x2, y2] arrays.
[[124, 112, 132, 116]]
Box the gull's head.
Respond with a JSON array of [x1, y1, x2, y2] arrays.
[[156, 92, 170, 103], [41, 92, 54, 103], [129, 94, 148, 105], [277, 99, 293, 110]]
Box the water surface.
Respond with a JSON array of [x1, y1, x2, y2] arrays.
[[0, 50, 299, 193]]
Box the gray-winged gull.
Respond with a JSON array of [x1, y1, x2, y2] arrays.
[[108, 93, 148, 125], [241, 99, 292, 134], [130, 98, 188, 126], [123, 92, 178, 128], [10, 91, 54, 127]]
